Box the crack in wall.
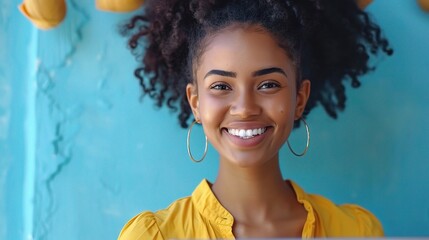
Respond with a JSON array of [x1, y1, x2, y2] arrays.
[[34, 64, 69, 240], [33, 1, 90, 239], [55, 0, 90, 69]]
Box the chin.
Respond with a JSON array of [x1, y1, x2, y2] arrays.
[[223, 153, 271, 168]]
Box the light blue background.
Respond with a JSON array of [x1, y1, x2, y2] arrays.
[[1, 0, 428, 239]]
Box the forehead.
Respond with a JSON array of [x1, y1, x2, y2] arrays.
[[195, 25, 295, 78]]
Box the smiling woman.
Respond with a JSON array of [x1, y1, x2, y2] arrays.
[[118, 0, 392, 239]]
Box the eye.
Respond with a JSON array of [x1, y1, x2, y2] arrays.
[[210, 83, 231, 91], [258, 81, 280, 90]]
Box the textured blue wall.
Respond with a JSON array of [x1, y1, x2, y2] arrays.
[[0, 0, 35, 239], [0, 0, 428, 239]]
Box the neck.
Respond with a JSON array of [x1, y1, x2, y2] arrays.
[[211, 154, 297, 224]]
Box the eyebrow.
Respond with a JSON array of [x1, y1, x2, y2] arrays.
[[203, 67, 287, 79], [204, 70, 236, 79], [253, 67, 287, 78]]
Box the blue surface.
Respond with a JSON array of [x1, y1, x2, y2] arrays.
[[0, 0, 428, 239]]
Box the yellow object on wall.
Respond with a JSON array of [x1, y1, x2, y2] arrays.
[[356, 0, 373, 9], [96, 0, 144, 12], [418, 0, 429, 12], [19, 0, 67, 30], [19, 0, 144, 30]]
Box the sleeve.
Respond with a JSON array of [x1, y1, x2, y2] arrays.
[[341, 204, 384, 237], [117, 211, 164, 240]]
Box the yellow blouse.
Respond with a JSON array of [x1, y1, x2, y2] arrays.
[[118, 179, 383, 239]]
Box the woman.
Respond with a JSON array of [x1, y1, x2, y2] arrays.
[[118, 0, 392, 238]]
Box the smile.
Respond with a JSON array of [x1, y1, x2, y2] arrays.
[[227, 128, 267, 139]]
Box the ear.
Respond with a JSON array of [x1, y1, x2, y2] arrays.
[[294, 79, 311, 120], [186, 83, 200, 121]]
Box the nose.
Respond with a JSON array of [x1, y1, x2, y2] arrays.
[[229, 90, 262, 118]]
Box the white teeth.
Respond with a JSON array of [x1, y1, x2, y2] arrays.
[[239, 129, 245, 137], [227, 127, 267, 139]]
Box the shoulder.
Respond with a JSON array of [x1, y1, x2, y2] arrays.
[[117, 211, 163, 240], [290, 181, 383, 237], [307, 193, 384, 237], [117, 197, 194, 240]]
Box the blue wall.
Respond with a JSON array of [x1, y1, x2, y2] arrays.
[[0, 0, 428, 239]]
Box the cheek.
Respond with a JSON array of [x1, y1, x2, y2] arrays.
[[198, 93, 230, 125], [277, 106, 293, 117], [261, 95, 297, 138], [261, 94, 296, 118], [275, 106, 293, 124]]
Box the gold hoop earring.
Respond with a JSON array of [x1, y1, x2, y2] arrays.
[[187, 120, 208, 163], [287, 118, 310, 157]]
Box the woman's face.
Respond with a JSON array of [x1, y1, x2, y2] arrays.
[[187, 25, 310, 167]]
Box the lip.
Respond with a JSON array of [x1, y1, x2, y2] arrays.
[[222, 126, 272, 148]]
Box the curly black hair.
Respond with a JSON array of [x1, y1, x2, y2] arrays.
[[121, 0, 392, 128]]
